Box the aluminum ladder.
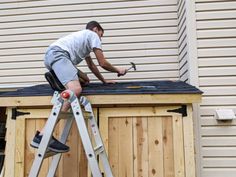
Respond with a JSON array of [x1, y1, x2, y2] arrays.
[[29, 90, 114, 177]]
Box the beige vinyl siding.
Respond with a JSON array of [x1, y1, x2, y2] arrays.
[[177, 0, 188, 82], [196, 0, 236, 177], [0, 0, 179, 89], [177, 2, 202, 177]]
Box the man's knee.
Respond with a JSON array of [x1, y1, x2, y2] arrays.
[[66, 80, 82, 96], [74, 87, 82, 96]]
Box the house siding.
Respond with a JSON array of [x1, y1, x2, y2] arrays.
[[2, 1, 236, 177], [177, 0, 188, 82], [196, 0, 236, 176], [0, 0, 179, 89]]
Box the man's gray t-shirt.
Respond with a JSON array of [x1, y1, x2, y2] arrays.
[[50, 29, 102, 65]]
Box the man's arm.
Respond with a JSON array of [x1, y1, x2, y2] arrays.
[[93, 48, 126, 75], [85, 56, 106, 83]]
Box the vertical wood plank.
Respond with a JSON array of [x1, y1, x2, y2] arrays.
[[36, 119, 49, 177], [148, 117, 164, 177], [56, 119, 65, 177], [162, 117, 174, 177], [183, 105, 196, 177], [119, 117, 133, 177], [14, 118, 25, 177], [133, 117, 148, 177], [4, 108, 16, 177], [99, 109, 109, 154], [108, 118, 119, 177], [78, 133, 87, 177], [172, 115, 185, 177], [63, 121, 78, 177], [99, 109, 109, 177], [91, 108, 101, 177], [77, 109, 92, 177], [24, 119, 36, 177]]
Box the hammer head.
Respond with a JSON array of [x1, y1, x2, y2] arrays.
[[130, 62, 137, 71]]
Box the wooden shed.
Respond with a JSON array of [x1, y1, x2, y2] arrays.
[[0, 80, 202, 177]]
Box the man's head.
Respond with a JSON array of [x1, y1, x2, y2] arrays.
[[86, 21, 104, 39]]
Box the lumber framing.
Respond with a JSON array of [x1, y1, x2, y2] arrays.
[[0, 94, 201, 107]]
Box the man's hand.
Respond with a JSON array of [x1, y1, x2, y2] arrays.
[[117, 68, 128, 77], [103, 79, 117, 84]]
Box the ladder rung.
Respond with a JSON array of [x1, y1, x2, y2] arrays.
[[59, 111, 91, 119], [58, 112, 73, 119], [94, 145, 104, 155]]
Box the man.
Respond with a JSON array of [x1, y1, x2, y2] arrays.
[[30, 21, 127, 153]]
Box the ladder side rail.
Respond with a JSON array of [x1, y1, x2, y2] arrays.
[[88, 114, 114, 177], [29, 97, 64, 177], [47, 115, 74, 177], [81, 97, 114, 177], [71, 96, 103, 177]]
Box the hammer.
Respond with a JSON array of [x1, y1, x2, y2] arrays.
[[118, 62, 136, 77], [128, 62, 136, 71]]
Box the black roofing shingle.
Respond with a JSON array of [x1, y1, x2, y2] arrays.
[[0, 80, 202, 97]]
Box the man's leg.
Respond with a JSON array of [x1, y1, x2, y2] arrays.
[[62, 80, 82, 112], [31, 80, 82, 152], [31, 48, 80, 152]]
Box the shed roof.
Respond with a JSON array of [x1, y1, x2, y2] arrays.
[[0, 80, 202, 97]]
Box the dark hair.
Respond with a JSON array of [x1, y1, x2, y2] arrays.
[[86, 21, 104, 32]]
